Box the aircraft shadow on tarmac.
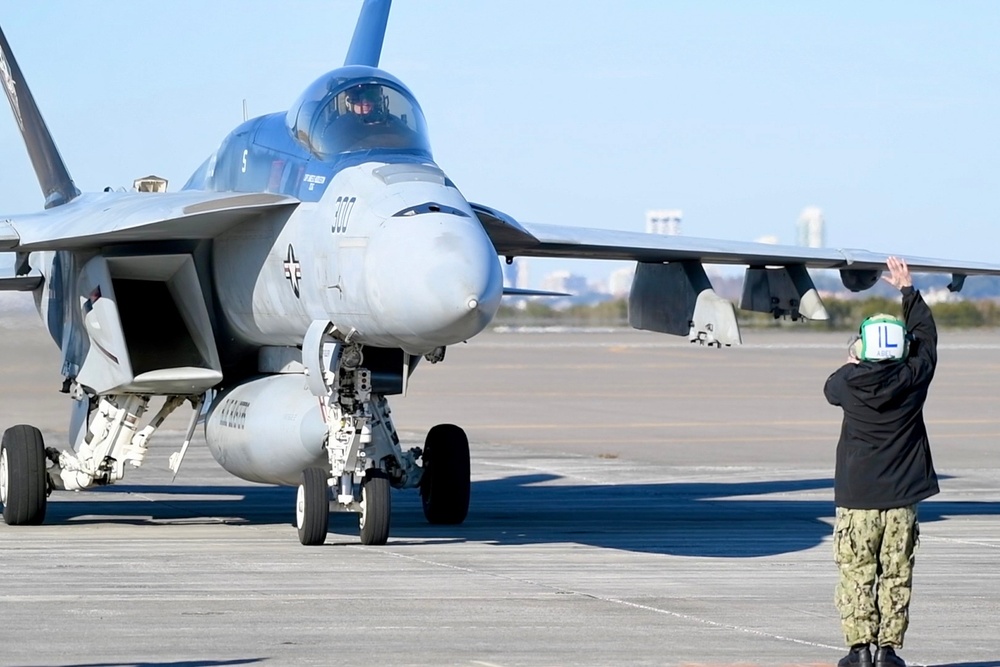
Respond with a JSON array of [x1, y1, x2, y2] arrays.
[[43, 474, 1000, 559], [396, 474, 1000, 557]]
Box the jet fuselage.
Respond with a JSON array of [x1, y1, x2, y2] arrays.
[[187, 65, 504, 357]]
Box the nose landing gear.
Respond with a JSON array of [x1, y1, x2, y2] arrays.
[[296, 467, 331, 546], [292, 418, 471, 547], [359, 470, 390, 545]]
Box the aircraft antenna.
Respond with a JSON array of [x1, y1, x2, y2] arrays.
[[242, 99, 248, 122]]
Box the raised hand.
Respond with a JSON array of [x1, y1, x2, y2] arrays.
[[882, 256, 913, 290]]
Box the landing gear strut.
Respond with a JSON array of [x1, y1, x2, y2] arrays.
[[2, 393, 202, 527], [48, 394, 196, 492], [299, 323, 473, 546], [303, 331, 415, 546]]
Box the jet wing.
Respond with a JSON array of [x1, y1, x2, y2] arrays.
[[1, 190, 299, 252], [472, 203, 1000, 277], [473, 202, 1000, 346]]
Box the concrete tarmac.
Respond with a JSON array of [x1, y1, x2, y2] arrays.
[[1, 309, 999, 666]]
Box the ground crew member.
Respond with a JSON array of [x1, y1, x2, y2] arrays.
[[824, 256, 938, 667]]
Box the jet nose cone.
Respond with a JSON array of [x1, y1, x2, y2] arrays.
[[367, 213, 502, 349]]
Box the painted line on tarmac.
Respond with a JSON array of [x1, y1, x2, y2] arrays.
[[921, 535, 1000, 549], [477, 459, 618, 485], [490, 432, 1000, 446], [465, 418, 1000, 430], [365, 547, 848, 657]]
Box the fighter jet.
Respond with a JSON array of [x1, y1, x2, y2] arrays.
[[2, 0, 999, 545]]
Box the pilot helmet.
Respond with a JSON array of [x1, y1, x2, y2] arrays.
[[345, 84, 384, 118], [854, 313, 909, 361]]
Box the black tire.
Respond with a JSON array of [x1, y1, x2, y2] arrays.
[[1, 425, 48, 526], [359, 470, 390, 545], [296, 467, 329, 546], [420, 423, 470, 525]]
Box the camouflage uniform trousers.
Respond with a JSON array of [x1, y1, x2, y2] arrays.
[[833, 505, 919, 649]]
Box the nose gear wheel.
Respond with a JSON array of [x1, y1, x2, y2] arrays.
[[296, 467, 331, 546]]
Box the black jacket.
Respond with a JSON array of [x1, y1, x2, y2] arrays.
[[824, 287, 939, 509]]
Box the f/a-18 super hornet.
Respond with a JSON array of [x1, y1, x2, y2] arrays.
[[2, 0, 999, 545]]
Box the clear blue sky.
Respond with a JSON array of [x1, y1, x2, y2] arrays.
[[2, 1, 999, 286]]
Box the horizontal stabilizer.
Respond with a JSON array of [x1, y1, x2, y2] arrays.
[[0, 25, 80, 208], [0, 274, 41, 291], [502, 287, 570, 298]]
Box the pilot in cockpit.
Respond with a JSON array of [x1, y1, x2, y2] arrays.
[[344, 84, 387, 124], [307, 81, 426, 155]]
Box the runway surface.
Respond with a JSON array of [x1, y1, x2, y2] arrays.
[[2, 309, 999, 666]]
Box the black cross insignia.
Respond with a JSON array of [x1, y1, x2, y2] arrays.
[[283, 244, 302, 298]]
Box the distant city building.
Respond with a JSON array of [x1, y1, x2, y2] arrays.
[[797, 206, 825, 248], [515, 258, 530, 290], [502, 259, 517, 287], [588, 278, 609, 294], [503, 257, 530, 290], [922, 287, 963, 305], [646, 209, 683, 236], [609, 266, 635, 298], [540, 270, 589, 294], [755, 234, 780, 245]]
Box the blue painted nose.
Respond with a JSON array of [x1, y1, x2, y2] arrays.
[[366, 213, 502, 351]]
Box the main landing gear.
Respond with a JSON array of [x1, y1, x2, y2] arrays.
[[0, 425, 49, 526], [295, 338, 471, 546], [1, 392, 203, 528]]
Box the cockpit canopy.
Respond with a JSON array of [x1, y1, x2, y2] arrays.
[[286, 66, 431, 159]]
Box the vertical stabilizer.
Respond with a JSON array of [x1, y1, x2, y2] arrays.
[[344, 0, 392, 67], [0, 25, 80, 209]]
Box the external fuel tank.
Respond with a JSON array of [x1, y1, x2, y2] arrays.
[[204, 374, 327, 486]]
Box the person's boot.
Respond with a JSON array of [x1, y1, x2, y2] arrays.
[[838, 644, 873, 667], [874, 647, 906, 667]]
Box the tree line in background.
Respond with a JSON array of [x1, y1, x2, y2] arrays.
[[496, 297, 1000, 330]]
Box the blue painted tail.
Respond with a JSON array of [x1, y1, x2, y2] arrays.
[[0, 25, 80, 209], [344, 0, 392, 67]]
